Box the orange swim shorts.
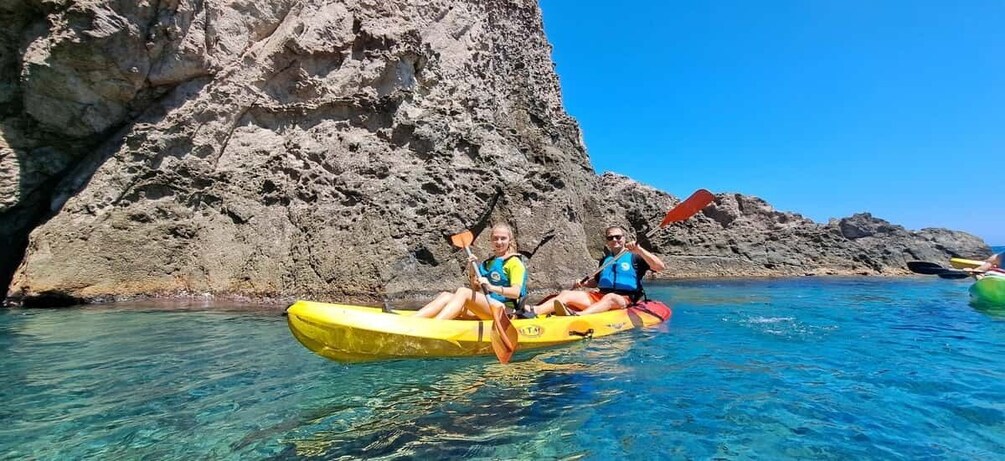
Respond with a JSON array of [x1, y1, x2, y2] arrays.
[[584, 291, 632, 307]]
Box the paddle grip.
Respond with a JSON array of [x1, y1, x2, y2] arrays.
[[463, 246, 491, 297]]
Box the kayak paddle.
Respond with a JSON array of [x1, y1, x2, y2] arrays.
[[906, 261, 972, 279], [450, 229, 517, 364], [950, 257, 985, 269], [936, 270, 972, 280], [658, 189, 716, 228]]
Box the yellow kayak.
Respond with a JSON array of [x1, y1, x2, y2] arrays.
[[950, 258, 984, 269], [286, 299, 672, 363]]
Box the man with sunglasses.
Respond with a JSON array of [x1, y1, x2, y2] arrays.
[[531, 225, 665, 316]]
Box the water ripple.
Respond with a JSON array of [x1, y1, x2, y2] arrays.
[[2, 278, 1005, 459]]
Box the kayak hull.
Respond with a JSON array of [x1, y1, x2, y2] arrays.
[[970, 276, 1005, 307], [286, 299, 671, 363]]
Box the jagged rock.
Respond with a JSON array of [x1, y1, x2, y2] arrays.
[[0, 0, 990, 306], [838, 212, 900, 239]]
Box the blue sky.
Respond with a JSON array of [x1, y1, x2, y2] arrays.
[[539, 1, 1004, 245]]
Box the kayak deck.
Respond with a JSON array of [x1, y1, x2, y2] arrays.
[[970, 276, 1005, 307], [286, 299, 671, 362]]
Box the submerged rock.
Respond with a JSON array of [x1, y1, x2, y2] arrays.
[[0, 1, 989, 306]]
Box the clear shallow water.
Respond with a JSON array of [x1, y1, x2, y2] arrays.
[[2, 277, 1004, 460]]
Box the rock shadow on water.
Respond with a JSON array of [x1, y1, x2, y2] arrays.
[[254, 343, 637, 459]]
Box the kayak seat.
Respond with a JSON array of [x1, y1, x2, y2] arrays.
[[508, 295, 536, 319]]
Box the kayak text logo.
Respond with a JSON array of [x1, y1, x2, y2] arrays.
[[519, 325, 543, 337]]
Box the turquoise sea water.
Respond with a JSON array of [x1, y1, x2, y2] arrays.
[[2, 277, 1004, 460]]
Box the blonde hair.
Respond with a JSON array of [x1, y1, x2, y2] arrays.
[[491, 223, 519, 254]]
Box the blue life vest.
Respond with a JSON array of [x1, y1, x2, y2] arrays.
[[597, 252, 642, 297], [480, 255, 528, 306]]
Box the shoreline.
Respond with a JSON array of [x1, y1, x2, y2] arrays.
[[3, 272, 950, 310]]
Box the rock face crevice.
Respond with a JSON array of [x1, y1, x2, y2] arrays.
[[1, 0, 989, 306]]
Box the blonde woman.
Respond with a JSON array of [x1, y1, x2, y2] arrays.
[[415, 223, 528, 320]]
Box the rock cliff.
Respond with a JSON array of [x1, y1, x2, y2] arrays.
[[1, 0, 990, 306]]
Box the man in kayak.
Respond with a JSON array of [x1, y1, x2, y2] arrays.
[[531, 225, 665, 316], [414, 223, 528, 320]]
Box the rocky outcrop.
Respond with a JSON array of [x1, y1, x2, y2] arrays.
[[642, 188, 987, 277], [1, 1, 990, 306], [577, 175, 988, 279]]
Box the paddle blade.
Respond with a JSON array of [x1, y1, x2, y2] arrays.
[[489, 304, 517, 364], [950, 258, 984, 269], [907, 261, 947, 275], [449, 230, 474, 249], [659, 189, 715, 227], [936, 270, 971, 279]]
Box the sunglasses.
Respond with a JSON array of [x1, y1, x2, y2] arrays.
[[605, 235, 624, 241]]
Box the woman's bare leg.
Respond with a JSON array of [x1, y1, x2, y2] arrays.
[[532, 290, 595, 316], [414, 291, 454, 318], [435, 287, 478, 320], [461, 295, 498, 320], [579, 293, 629, 315]]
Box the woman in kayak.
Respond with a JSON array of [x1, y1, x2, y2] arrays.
[[414, 223, 528, 320], [531, 225, 665, 316]]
